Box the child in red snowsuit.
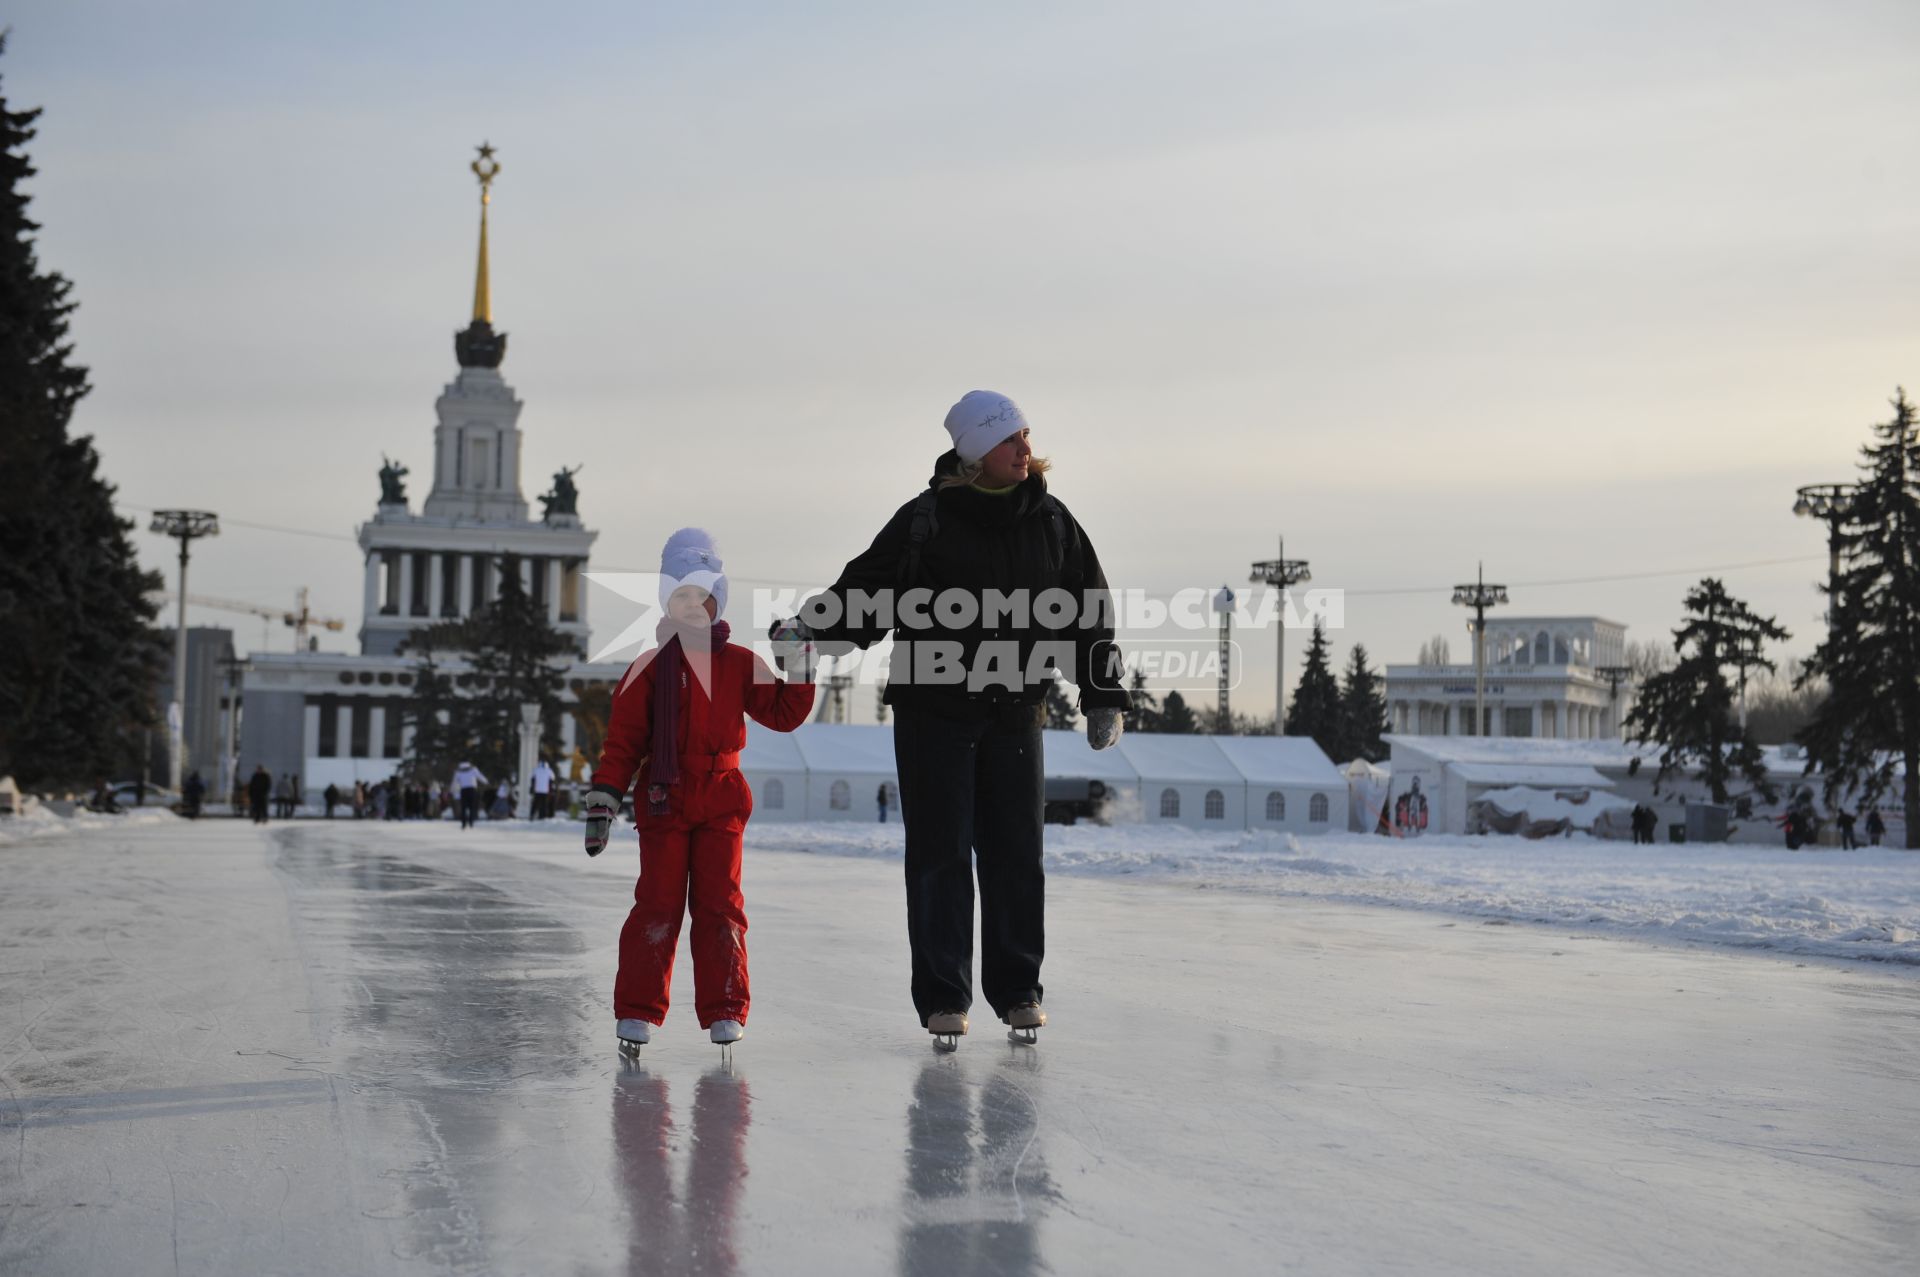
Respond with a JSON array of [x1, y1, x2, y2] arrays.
[[583, 528, 814, 1050]]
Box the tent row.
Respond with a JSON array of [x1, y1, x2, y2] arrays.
[[739, 723, 1349, 833]]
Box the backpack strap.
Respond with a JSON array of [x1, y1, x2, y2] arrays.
[[903, 489, 940, 587]]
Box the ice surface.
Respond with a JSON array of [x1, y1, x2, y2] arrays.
[[3, 817, 1918, 1275]]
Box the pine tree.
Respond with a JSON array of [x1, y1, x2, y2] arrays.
[[1043, 673, 1079, 730], [1797, 389, 1920, 847], [1337, 643, 1389, 763], [1159, 689, 1199, 734], [1626, 578, 1788, 804], [0, 40, 164, 789], [1283, 621, 1342, 758], [1123, 669, 1161, 732], [402, 553, 576, 783]]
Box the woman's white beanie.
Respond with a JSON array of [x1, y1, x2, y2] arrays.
[[944, 390, 1029, 465], [659, 526, 727, 615]]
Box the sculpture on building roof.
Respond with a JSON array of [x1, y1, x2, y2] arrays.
[[378, 455, 410, 506], [541, 465, 581, 519]]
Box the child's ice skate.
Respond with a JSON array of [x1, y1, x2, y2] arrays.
[[710, 1018, 743, 1065], [617, 1018, 651, 1059]]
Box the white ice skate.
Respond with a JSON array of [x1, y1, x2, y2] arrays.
[[710, 1018, 743, 1065], [927, 1010, 969, 1053], [1003, 1003, 1046, 1046], [617, 1018, 651, 1058]]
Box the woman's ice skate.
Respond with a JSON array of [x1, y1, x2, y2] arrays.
[[617, 1018, 651, 1059], [1003, 1003, 1046, 1046], [927, 1010, 969, 1052]]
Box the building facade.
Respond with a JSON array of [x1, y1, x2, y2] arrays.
[[1384, 616, 1635, 740]]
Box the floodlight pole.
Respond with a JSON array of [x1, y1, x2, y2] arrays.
[[1451, 563, 1508, 738], [150, 510, 220, 792], [1249, 536, 1311, 734]]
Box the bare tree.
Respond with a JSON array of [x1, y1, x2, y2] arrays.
[[1626, 638, 1672, 684], [1416, 634, 1452, 666]]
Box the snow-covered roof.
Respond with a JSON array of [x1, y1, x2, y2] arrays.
[[741, 720, 807, 773], [1341, 759, 1390, 780], [1114, 734, 1240, 784], [1385, 735, 1652, 769], [1210, 736, 1346, 788], [1451, 762, 1616, 789], [789, 723, 898, 776], [1042, 729, 1141, 784], [1473, 785, 1635, 827]]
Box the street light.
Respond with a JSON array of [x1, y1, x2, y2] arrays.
[[1793, 482, 1858, 625], [149, 510, 219, 793], [1250, 536, 1311, 733], [1451, 564, 1508, 738]]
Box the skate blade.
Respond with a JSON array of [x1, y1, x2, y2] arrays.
[[931, 1033, 961, 1053], [617, 1039, 644, 1059], [1007, 1028, 1039, 1047]]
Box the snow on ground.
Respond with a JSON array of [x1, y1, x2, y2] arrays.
[[742, 820, 1920, 968], [0, 804, 178, 846]]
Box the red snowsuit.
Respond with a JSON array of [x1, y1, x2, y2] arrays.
[[593, 641, 813, 1028]]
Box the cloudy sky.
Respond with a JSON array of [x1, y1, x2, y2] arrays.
[[9, 0, 1919, 718]]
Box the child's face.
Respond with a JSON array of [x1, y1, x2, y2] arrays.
[[667, 585, 716, 626]]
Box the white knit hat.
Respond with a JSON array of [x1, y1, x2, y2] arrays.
[[943, 390, 1029, 465], [659, 526, 727, 616]]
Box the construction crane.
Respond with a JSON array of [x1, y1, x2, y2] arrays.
[[150, 587, 347, 651]]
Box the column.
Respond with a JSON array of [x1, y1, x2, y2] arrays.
[[1490, 701, 1504, 737], [336, 703, 352, 757], [459, 553, 475, 616], [302, 700, 321, 760], [398, 554, 414, 619], [1445, 702, 1459, 736], [362, 555, 379, 625], [545, 556, 561, 622], [368, 705, 386, 759], [519, 555, 533, 598], [429, 553, 445, 619]]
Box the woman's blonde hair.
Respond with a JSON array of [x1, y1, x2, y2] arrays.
[[941, 454, 1051, 490]]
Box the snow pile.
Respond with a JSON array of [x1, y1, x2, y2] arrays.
[[0, 803, 180, 847], [743, 821, 1920, 967]]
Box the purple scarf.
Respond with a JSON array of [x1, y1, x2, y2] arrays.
[[649, 617, 731, 814]]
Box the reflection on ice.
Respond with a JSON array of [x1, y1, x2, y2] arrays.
[[900, 1059, 1050, 1276], [612, 1065, 751, 1277]]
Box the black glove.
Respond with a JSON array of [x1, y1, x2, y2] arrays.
[[583, 785, 622, 857]]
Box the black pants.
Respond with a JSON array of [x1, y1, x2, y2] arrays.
[[892, 703, 1045, 1025], [459, 787, 479, 829]]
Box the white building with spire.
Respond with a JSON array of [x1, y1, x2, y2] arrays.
[[239, 146, 627, 803]]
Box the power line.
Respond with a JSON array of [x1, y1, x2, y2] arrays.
[[126, 502, 1830, 600]]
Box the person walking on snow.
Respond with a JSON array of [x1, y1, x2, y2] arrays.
[[877, 782, 890, 824], [773, 391, 1128, 1047], [531, 758, 556, 819], [583, 529, 815, 1054], [452, 760, 487, 829]]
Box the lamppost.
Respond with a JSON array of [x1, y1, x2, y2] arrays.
[[1250, 536, 1311, 733], [150, 510, 220, 793], [1792, 482, 1858, 624], [1594, 664, 1631, 739], [216, 653, 248, 813], [1451, 564, 1508, 738]]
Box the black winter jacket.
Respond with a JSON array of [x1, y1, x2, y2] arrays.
[[805, 452, 1129, 716]]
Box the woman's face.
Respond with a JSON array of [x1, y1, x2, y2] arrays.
[[977, 428, 1032, 487], [667, 585, 716, 626]]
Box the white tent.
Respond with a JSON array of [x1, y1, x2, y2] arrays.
[[1212, 737, 1347, 833], [792, 723, 899, 821], [1341, 758, 1391, 834], [1115, 735, 1246, 828], [739, 722, 810, 822], [1040, 728, 1142, 818]]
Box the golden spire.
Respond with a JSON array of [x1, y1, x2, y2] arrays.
[[470, 142, 501, 324]]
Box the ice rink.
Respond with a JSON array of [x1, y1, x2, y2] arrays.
[[4, 817, 1918, 1275]]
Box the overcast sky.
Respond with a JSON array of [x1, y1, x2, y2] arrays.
[[9, 0, 1919, 718]]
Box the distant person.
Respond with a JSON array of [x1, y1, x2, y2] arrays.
[[353, 780, 368, 819], [877, 782, 890, 824], [182, 770, 205, 819], [1865, 808, 1886, 847], [247, 765, 272, 824], [1836, 808, 1857, 850], [452, 761, 487, 829], [89, 778, 119, 814], [323, 782, 340, 818], [532, 758, 555, 819]]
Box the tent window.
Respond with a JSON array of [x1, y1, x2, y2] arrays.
[[1266, 791, 1285, 821], [1309, 793, 1329, 822], [1204, 789, 1225, 820], [764, 778, 784, 810], [1159, 788, 1180, 818], [830, 780, 850, 811]]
